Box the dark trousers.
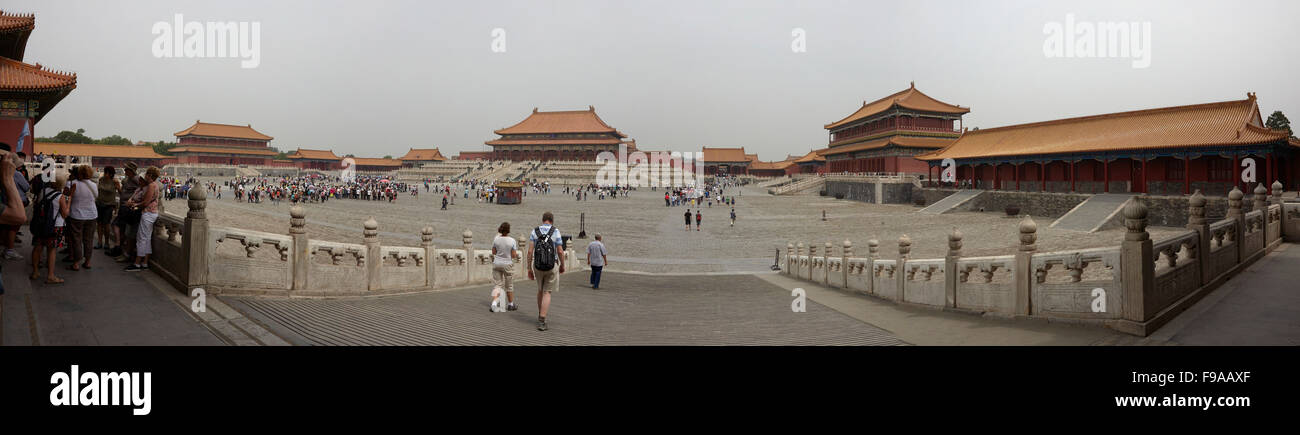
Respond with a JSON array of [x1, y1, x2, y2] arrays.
[[67, 218, 96, 263], [589, 265, 603, 288]]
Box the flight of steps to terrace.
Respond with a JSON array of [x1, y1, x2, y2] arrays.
[[768, 176, 824, 195]]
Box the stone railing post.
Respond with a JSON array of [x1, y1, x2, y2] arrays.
[[823, 241, 832, 285], [807, 242, 817, 280], [364, 217, 381, 291], [1253, 183, 1267, 213], [841, 240, 852, 289], [183, 186, 208, 291], [421, 227, 435, 287], [1186, 191, 1211, 286], [1121, 200, 1154, 322], [795, 242, 804, 279], [463, 229, 474, 283], [866, 239, 878, 295], [290, 205, 308, 291], [786, 242, 794, 275], [1227, 187, 1245, 262], [945, 227, 962, 308], [896, 234, 911, 302], [1015, 216, 1036, 316]]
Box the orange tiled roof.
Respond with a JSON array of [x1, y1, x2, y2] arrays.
[[350, 157, 402, 167], [825, 82, 969, 130], [748, 160, 795, 171], [34, 142, 166, 159], [0, 57, 76, 91], [398, 148, 446, 161], [745, 153, 759, 162], [822, 136, 955, 156], [701, 147, 749, 163], [287, 148, 340, 160], [0, 11, 34, 33], [793, 149, 827, 164], [494, 106, 627, 137], [485, 138, 623, 146], [918, 94, 1291, 161], [169, 146, 278, 156], [174, 121, 273, 141]]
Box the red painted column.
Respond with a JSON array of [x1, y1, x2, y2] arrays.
[[1103, 156, 1110, 193], [1040, 162, 1046, 192], [1070, 160, 1076, 192], [1233, 153, 1240, 193], [994, 164, 1001, 190], [1015, 163, 1021, 190], [1139, 156, 1147, 194], [1183, 154, 1190, 195], [1267, 152, 1274, 194]]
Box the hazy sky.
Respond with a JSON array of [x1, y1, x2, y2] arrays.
[[12, 0, 1300, 160]]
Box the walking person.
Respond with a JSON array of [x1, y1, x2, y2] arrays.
[[586, 234, 608, 289], [95, 166, 121, 252], [29, 170, 69, 285], [730, 208, 736, 227], [65, 165, 98, 271], [124, 167, 161, 272], [526, 212, 565, 331], [695, 210, 702, 231], [684, 209, 692, 231], [490, 222, 519, 312]]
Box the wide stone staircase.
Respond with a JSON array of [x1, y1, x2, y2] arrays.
[[769, 176, 825, 195], [917, 189, 984, 214], [1050, 193, 1136, 232]]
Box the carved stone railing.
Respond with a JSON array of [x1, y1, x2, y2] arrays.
[[955, 255, 1016, 313], [780, 186, 1292, 336], [1149, 230, 1201, 314], [145, 188, 588, 297], [1030, 246, 1122, 317]]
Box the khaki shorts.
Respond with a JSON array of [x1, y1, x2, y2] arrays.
[[492, 264, 514, 293], [532, 267, 559, 293]]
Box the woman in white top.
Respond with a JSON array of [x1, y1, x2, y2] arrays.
[[66, 165, 99, 271], [489, 222, 521, 312]]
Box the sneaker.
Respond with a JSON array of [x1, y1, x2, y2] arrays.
[[507, 303, 517, 311], [537, 320, 549, 331], [124, 264, 144, 272], [3, 249, 22, 260]]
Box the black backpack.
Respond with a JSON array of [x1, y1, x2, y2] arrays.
[[31, 189, 61, 239], [533, 226, 558, 271]]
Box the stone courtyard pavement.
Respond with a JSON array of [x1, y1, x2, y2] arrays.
[[223, 270, 906, 346]]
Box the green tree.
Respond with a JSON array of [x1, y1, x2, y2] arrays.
[[36, 128, 94, 144], [383, 155, 393, 159], [1266, 111, 1293, 138], [97, 134, 132, 145], [152, 141, 177, 156]]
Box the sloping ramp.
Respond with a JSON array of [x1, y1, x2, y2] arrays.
[[918, 190, 984, 214], [1050, 193, 1135, 232]]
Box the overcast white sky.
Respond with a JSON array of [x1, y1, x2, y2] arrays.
[[11, 0, 1300, 160]]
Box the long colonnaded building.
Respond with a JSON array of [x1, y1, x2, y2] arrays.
[[485, 106, 636, 161], [919, 93, 1299, 195], [169, 120, 278, 165], [821, 83, 967, 175]]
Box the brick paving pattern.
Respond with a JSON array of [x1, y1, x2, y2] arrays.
[[225, 271, 905, 346]]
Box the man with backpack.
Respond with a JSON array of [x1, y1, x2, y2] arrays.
[[526, 211, 565, 331]]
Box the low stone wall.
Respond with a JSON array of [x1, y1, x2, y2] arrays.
[[781, 184, 1296, 336], [961, 191, 1090, 218], [147, 188, 581, 297], [824, 180, 915, 204], [919, 188, 958, 207]]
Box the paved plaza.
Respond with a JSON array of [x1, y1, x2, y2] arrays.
[[195, 183, 1185, 274], [225, 270, 905, 346]]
